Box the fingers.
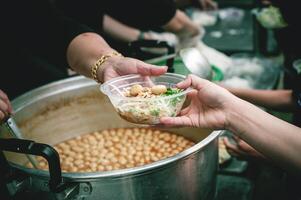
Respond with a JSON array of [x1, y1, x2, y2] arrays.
[[0, 90, 12, 123], [0, 110, 4, 121], [0, 100, 9, 122], [176, 74, 199, 89], [136, 60, 167, 76], [177, 74, 209, 90], [223, 137, 264, 159], [180, 106, 191, 116], [0, 90, 8, 101], [235, 140, 264, 158], [206, 0, 218, 10], [179, 91, 197, 116], [177, 77, 191, 89], [0, 100, 8, 112], [0, 90, 12, 113], [200, 0, 218, 10], [223, 137, 246, 156], [223, 137, 236, 149], [188, 74, 210, 89], [160, 116, 192, 127]]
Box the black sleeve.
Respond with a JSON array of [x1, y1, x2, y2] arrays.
[[272, 0, 301, 72], [55, 0, 105, 33], [292, 88, 301, 126], [2, 0, 96, 68], [104, 0, 177, 30]]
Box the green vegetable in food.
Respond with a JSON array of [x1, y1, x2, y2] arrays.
[[161, 88, 184, 107], [129, 108, 137, 113], [171, 96, 184, 107], [150, 109, 160, 116], [163, 88, 183, 96]]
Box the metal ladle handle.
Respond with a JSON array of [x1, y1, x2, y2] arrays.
[[4, 117, 39, 169]]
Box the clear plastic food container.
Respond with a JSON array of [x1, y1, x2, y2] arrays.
[[100, 73, 190, 125]]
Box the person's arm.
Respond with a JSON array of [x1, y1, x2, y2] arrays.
[[227, 94, 301, 174], [66, 32, 167, 83], [163, 10, 200, 39], [161, 75, 301, 174], [103, 15, 141, 42], [227, 88, 295, 111], [103, 15, 179, 46]]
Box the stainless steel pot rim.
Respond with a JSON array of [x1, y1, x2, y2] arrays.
[[10, 75, 222, 180], [12, 76, 96, 114], [12, 130, 221, 180]]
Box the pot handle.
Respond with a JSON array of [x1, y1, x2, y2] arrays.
[[0, 138, 64, 192]]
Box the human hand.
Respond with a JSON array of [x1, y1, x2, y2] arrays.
[[199, 0, 218, 10], [0, 90, 13, 123], [223, 136, 265, 160], [176, 27, 205, 50], [99, 56, 168, 83], [261, 0, 271, 5], [144, 31, 179, 47], [160, 74, 238, 129]]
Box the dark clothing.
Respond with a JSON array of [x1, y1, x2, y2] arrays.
[[270, 0, 301, 127], [272, 0, 301, 90], [55, 0, 105, 33], [263, 2, 301, 199], [0, 0, 94, 98], [104, 0, 177, 30], [57, 0, 176, 32], [291, 70, 301, 126]]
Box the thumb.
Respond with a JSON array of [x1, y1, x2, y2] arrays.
[[177, 74, 210, 90]]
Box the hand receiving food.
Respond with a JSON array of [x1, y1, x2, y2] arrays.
[[160, 74, 237, 129], [99, 56, 168, 83], [0, 90, 13, 123]]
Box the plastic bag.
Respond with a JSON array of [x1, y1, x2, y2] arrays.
[[223, 54, 281, 89], [253, 6, 287, 29]]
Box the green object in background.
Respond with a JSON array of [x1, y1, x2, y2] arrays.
[[211, 65, 224, 82], [254, 6, 287, 29], [150, 56, 224, 82]]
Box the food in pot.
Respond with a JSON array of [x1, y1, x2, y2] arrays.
[[116, 84, 186, 124], [26, 128, 195, 172]]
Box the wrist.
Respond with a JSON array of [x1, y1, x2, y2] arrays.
[[224, 97, 244, 132], [91, 51, 123, 83]]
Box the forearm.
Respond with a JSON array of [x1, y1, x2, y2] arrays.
[[163, 10, 200, 38], [103, 15, 140, 42], [228, 88, 294, 111], [227, 97, 301, 174], [66, 32, 115, 78]]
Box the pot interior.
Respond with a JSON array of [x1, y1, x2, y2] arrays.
[[0, 77, 213, 167]]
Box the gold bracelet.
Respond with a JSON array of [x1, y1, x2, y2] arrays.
[[91, 52, 123, 83]]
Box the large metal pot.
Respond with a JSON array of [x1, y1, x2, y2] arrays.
[[0, 76, 221, 200]]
